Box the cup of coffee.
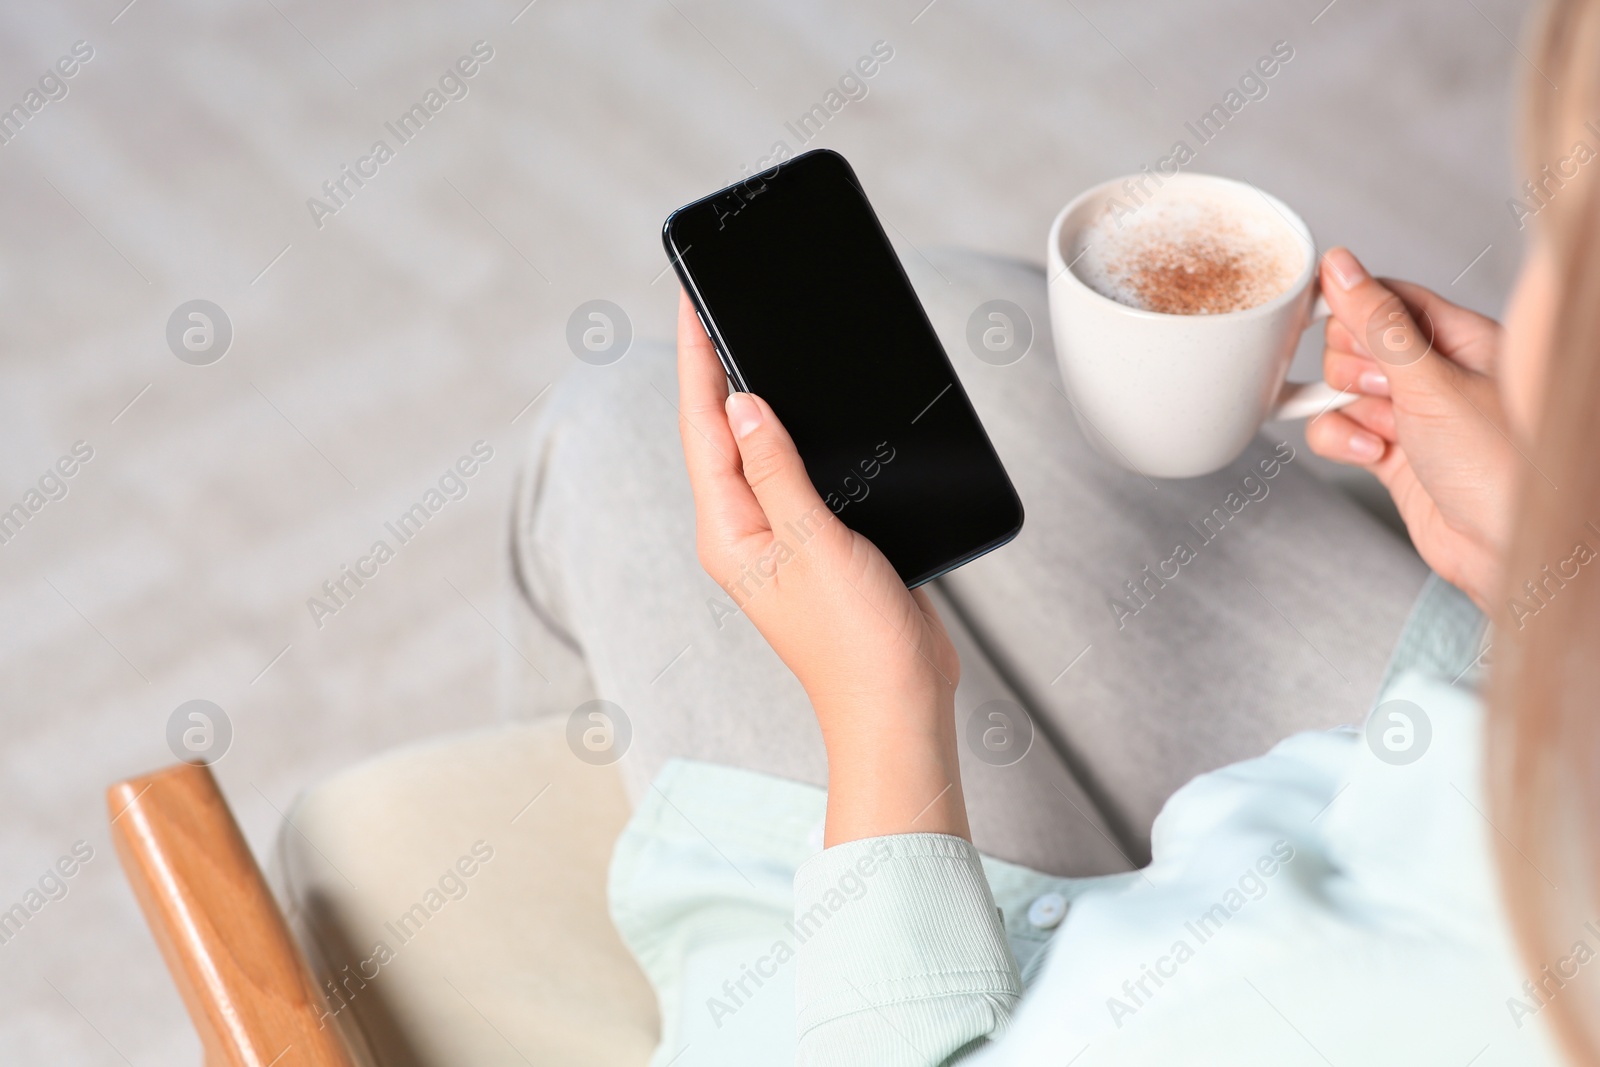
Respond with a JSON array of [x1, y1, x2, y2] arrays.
[[1046, 172, 1351, 479]]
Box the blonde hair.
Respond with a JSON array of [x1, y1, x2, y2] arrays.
[[1488, 1, 1600, 1061]]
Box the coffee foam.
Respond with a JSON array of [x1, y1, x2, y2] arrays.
[[1071, 187, 1305, 315]]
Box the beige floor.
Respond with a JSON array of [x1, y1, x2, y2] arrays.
[[0, 0, 1526, 1060]]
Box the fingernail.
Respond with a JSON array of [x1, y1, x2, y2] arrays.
[[1349, 429, 1383, 461], [1358, 370, 1390, 396], [726, 392, 763, 439], [1324, 248, 1368, 291]]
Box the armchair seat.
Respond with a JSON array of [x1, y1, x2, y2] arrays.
[[274, 718, 657, 1066]]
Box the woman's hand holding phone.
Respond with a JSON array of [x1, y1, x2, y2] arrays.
[[676, 290, 971, 848]]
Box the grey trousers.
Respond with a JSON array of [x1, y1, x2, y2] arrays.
[[508, 249, 1427, 875]]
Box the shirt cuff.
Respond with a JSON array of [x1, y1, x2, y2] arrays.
[[793, 833, 1022, 1064]]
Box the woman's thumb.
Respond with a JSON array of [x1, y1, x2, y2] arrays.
[[725, 392, 831, 532], [1321, 247, 1455, 396]]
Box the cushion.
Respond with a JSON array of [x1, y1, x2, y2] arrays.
[[274, 718, 657, 1066]]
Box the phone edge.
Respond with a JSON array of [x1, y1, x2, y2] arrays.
[[662, 210, 751, 392]]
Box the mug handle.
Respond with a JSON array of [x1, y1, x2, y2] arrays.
[[1268, 285, 1356, 421]]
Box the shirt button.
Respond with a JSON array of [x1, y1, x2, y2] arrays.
[[1027, 892, 1067, 930]]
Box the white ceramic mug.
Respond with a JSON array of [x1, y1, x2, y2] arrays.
[[1046, 173, 1351, 479]]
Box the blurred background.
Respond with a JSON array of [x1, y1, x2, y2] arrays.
[[0, 0, 1527, 1060]]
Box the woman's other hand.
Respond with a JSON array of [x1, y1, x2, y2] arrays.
[[1307, 248, 1517, 610]]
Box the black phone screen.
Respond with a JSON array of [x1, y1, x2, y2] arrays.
[[663, 149, 1023, 587]]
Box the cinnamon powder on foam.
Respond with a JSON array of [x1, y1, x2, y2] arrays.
[[1078, 205, 1302, 316]]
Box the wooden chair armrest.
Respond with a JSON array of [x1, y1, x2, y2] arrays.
[[107, 762, 358, 1067]]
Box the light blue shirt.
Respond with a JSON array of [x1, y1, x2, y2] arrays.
[[608, 578, 1568, 1065]]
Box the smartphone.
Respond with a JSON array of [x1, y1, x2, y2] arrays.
[[662, 149, 1023, 588]]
